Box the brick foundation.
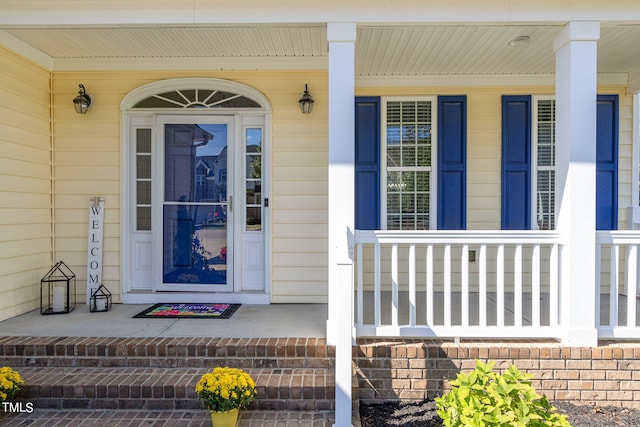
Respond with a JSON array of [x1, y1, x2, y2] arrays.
[[354, 339, 640, 409]]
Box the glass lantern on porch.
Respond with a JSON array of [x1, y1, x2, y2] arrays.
[[40, 261, 76, 315], [90, 284, 112, 312]]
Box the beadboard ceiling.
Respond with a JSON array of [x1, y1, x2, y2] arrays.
[[2, 23, 640, 76]]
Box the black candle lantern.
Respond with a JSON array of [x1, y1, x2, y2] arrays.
[[41, 261, 76, 315], [90, 284, 112, 312]]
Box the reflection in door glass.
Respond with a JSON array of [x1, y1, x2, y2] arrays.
[[163, 205, 227, 284], [163, 123, 228, 285], [246, 128, 262, 231]]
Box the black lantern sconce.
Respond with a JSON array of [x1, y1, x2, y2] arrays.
[[90, 284, 112, 312], [41, 261, 76, 315], [298, 84, 314, 114], [73, 84, 92, 114]]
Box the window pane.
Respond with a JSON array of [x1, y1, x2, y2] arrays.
[[387, 146, 401, 167], [246, 207, 262, 231], [132, 89, 261, 109], [246, 128, 263, 232], [416, 143, 431, 166], [386, 170, 430, 230], [164, 123, 227, 203], [136, 155, 151, 179], [246, 181, 261, 204], [401, 145, 417, 167], [137, 181, 151, 205], [136, 129, 152, 153], [536, 99, 556, 230], [385, 100, 433, 231], [537, 170, 555, 230], [162, 205, 227, 284], [247, 155, 261, 179], [137, 207, 151, 231], [135, 128, 152, 232]]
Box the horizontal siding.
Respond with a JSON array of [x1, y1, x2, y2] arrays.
[[52, 70, 329, 303], [47, 71, 633, 305], [0, 46, 52, 321], [270, 73, 328, 302]]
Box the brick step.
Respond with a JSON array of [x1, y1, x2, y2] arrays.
[[19, 366, 335, 411], [0, 336, 334, 369], [1, 408, 335, 426]]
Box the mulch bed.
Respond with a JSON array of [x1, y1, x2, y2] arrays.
[[360, 399, 640, 426]]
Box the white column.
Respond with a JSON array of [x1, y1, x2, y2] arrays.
[[554, 21, 600, 347], [326, 22, 356, 427]]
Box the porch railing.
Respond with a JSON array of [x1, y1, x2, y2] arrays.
[[353, 229, 640, 340], [596, 231, 640, 339], [354, 230, 563, 339]]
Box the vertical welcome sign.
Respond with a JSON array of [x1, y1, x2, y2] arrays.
[[86, 197, 105, 304]]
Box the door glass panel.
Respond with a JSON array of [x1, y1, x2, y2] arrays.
[[163, 123, 229, 285], [245, 128, 262, 231], [135, 128, 152, 231]]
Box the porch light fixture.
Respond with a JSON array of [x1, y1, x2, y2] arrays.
[[298, 84, 314, 114], [73, 84, 92, 114]]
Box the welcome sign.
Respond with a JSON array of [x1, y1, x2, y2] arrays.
[[86, 197, 105, 304]]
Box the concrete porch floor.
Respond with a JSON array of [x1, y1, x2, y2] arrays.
[[0, 303, 328, 338]]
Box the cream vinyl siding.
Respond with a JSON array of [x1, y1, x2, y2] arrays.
[[53, 71, 328, 303], [0, 46, 52, 321]]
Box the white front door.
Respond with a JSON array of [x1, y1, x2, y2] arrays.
[[122, 79, 270, 303], [154, 116, 234, 292]]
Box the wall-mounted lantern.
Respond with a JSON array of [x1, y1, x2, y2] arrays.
[[298, 84, 314, 114], [73, 84, 92, 114]]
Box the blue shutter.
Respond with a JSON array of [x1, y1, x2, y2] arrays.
[[501, 96, 532, 230], [437, 96, 467, 230], [596, 95, 618, 230], [354, 97, 381, 230]]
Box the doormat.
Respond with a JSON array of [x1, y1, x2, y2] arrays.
[[133, 303, 240, 319]]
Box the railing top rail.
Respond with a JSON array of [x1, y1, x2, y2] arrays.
[[596, 230, 640, 244], [354, 229, 562, 245]]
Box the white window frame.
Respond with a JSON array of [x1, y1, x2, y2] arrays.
[[532, 95, 556, 230], [381, 96, 438, 230]]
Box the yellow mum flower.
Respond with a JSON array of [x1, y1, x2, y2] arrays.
[[0, 367, 23, 402], [195, 367, 256, 412]]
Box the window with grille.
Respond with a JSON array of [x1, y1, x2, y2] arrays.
[[135, 128, 152, 231], [533, 97, 556, 230], [383, 99, 434, 230]]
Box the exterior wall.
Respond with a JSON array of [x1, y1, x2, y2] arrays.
[[356, 85, 632, 292], [0, 46, 52, 321], [356, 85, 632, 231], [1, 64, 632, 311], [356, 339, 640, 408], [52, 70, 328, 304]]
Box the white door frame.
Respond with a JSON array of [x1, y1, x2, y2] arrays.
[[120, 78, 271, 304]]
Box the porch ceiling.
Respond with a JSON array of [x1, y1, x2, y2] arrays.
[[2, 23, 640, 77]]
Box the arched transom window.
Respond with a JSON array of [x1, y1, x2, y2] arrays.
[[132, 89, 261, 109]]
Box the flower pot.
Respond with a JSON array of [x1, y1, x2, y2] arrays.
[[210, 408, 239, 427]]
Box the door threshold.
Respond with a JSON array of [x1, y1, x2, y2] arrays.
[[122, 291, 269, 305]]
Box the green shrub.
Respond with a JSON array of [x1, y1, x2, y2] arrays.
[[435, 360, 571, 427]]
